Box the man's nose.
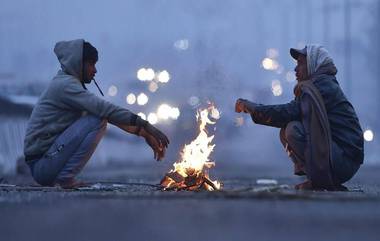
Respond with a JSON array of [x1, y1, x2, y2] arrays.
[[94, 67, 97, 74], [294, 66, 298, 72]]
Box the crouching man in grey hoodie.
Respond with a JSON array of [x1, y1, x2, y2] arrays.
[[24, 39, 169, 189]]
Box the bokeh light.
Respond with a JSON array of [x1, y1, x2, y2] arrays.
[[137, 68, 147, 81], [157, 70, 170, 83], [286, 71, 295, 82], [137, 93, 149, 105], [234, 116, 245, 127], [107, 85, 118, 97], [188, 96, 200, 107], [148, 82, 159, 92], [174, 39, 189, 51], [137, 68, 155, 81], [126, 93, 136, 105], [170, 107, 180, 120], [147, 113, 158, 125], [157, 104, 172, 120], [271, 80, 283, 96], [364, 129, 374, 142], [262, 58, 279, 70], [137, 112, 146, 120]]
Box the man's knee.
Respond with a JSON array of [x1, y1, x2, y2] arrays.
[[284, 121, 305, 144]]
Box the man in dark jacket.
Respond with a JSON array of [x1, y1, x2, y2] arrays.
[[235, 45, 363, 190]]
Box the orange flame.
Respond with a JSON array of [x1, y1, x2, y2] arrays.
[[161, 105, 221, 191]]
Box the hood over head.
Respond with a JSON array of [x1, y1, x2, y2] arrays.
[[54, 39, 84, 80], [306, 44, 337, 78]]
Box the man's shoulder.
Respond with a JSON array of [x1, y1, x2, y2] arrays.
[[51, 71, 81, 89], [313, 75, 339, 92]]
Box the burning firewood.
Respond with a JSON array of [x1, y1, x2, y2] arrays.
[[160, 105, 222, 191]]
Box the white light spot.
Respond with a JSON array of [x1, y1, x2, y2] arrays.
[[157, 70, 170, 83], [137, 112, 146, 120], [262, 58, 279, 70], [174, 39, 189, 51], [170, 107, 180, 120], [147, 113, 158, 125], [364, 129, 374, 142], [157, 104, 172, 120], [286, 71, 295, 82], [148, 82, 159, 92], [234, 116, 244, 127], [107, 85, 118, 97], [137, 68, 155, 81], [266, 48, 279, 59], [188, 96, 200, 107], [145, 68, 155, 81], [137, 68, 147, 81], [137, 93, 149, 106], [271, 80, 283, 96], [126, 93, 136, 105]]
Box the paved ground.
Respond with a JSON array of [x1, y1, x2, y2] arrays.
[[1, 162, 380, 241]]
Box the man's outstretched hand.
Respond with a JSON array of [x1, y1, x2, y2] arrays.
[[140, 123, 170, 161], [235, 98, 259, 114]]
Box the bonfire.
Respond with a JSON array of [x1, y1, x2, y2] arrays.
[[160, 105, 221, 191]]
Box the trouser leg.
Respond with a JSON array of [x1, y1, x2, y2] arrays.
[[279, 121, 307, 176], [30, 115, 107, 186]]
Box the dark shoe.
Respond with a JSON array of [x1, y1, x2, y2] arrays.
[[55, 179, 87, 189], [295, 180, 349, 191]]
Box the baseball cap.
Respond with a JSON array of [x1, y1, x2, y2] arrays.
[[290, 47, 307, 60]]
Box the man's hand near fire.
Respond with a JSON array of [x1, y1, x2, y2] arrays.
[[139, 123, 170, 161], [235, 98, 259, 114], [112, 120, 169, 161]]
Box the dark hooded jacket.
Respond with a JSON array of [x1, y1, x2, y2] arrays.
[[250, 65, 364, 165]]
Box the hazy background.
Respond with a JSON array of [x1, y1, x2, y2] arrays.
[[0, 0, 379, 174]]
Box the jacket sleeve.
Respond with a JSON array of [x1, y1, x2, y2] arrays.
[[60, 80, 143, 126], [250, 100, 301, 128]]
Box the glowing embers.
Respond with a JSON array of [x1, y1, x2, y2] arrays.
[[160, 105, 221, 191]]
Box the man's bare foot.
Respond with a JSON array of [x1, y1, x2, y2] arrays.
[[55, 179, 87, 189], [295, 180, 314, 190]]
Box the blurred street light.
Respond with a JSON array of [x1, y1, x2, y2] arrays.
[[157, 104, 171, 120], [147, 113, 158, 124], [364, 129, 374, 142], [148, 82, 159, 92], [174, 39, 189, 51], [157, 70, 170, 83], [137, 93, 149, 105], [137, 112, 146, 120], [107, 85, 118, 97], [262, 58, 279, 70], [126, 93, 136, 105], [271, 80, 283, 96]]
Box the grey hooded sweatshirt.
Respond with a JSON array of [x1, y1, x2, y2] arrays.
[[24, 39, 143, 162]]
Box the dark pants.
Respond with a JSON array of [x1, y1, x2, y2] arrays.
[[28, 115, 107, 186], [280, 121, 360, 184]]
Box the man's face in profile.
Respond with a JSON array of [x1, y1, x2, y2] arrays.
[[295, 54, 308, 82], [83, 61, 97, 83]]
